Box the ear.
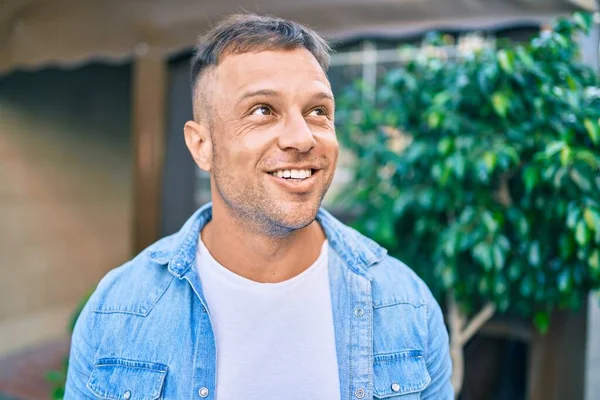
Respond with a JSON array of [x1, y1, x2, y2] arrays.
[[184, 120, 213, 171]]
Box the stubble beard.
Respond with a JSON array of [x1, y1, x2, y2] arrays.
[[211, 144, 330, 238]]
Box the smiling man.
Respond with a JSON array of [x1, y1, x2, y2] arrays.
[[66, 14, 452, 400]]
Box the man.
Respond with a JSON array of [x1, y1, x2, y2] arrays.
[[66, 13, 452, 399]]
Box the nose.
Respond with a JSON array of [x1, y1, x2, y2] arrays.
[[277, 112, 316, 153]]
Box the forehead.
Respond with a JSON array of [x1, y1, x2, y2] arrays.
[[213, 48, 331, 94]]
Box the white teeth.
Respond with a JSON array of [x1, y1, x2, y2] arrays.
[[271, 168, 313, 179]]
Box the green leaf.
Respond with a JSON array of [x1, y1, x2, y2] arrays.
[[559, 234, 576, 258], [574, 149, 600, 169], [493, 244, 506, 271], [560, 147, 572, 166], [558, 270, 571, 293], [584, 118, 600, 145], [483, 152, 497, 171], [566, 75, 578, 91], [567, 203, 581, 229], [553, 166, 568, 188], [473, 241, 493, 271], [575, 220, 591, 247], [497, 49, 515, 73], [441, 265, 456, 288], [428, 112, 443, 129], [523, 166, 539, 193], [589, 249, 600, 274], [492, 92, 510, 118], [496, 234, 510, 251], [583, 208, 600, 243], [443, 231, 459, 257], [52, 385, 65, 400], [545, 141, 566, 157], [433, 91, 452, 106], [482, 211, 499, 233], [520, 276, 533, 297], [515, 46, 535, 70], [45, 370, 65, 383], [393, 192, 414, 216], [534, 311, 550, 334], [494, 276, 508, 296], [584, 208, 600, 231], [451, 153, 466, 179], [573, 11, 593, 33], [570, 168, 592, 191], [528, 241, 541, 267], [479, 277, 489, 295], [437, 137, 453, 155], [508, 262, 522, 281]]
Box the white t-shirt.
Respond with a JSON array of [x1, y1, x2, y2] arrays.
[[197, 238, 341, 400]]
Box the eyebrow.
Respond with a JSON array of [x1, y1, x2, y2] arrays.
[[237, 89, 279, 106], [236, 89, 335, 107]]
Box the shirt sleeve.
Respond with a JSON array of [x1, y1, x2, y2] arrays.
[[64, 300, 98, 399], [422, 291, 454, 399]]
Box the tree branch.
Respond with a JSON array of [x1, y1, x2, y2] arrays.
[[447, 292, 465, 398], [459, 302, 497, 345]]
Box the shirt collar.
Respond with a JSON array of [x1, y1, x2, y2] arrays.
[[145, 203, 387, 278]]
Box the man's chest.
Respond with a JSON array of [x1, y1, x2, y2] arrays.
[[87, 271, 432, 400], [203, 273, 341, 399]]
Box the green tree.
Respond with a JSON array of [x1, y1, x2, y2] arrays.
[[337, 12, 600, 397]]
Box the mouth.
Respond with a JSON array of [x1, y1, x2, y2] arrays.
[[265, 168, 320, 193], [268, 168, 316, 181]]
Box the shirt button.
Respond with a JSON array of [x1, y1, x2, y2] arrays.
[[391, 382, 401, 392], [198, 387, 209, 398], [354, 307, 364, 317], [354, 388, 365, 398], [123, 390, 131, 400]]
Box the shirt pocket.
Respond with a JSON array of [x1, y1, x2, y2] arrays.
[[86, 358, 168, 400], [373, 349, 431, 399]]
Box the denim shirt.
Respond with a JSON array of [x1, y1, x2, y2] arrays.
[[66, 203, 452, 399]]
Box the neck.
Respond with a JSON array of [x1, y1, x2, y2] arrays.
[[201, 197, 326, 283]]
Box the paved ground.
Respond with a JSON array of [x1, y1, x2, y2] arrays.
[[0, 337, 69, 400]]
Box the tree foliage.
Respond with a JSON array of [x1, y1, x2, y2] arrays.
[[336, 12, 600, 331]]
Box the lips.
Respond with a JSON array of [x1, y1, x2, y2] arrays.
[[270, 168, 313, 179], [266, 168, 320, 193]]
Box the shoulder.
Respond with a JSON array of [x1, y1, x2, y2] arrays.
[[367, 254, 436, 309], [85, 242, 176, 317], [319, 209, 436, 308]]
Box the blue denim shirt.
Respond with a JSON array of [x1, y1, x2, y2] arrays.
[[66, 203, 452, 399]]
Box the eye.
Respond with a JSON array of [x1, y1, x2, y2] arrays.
[[250, 105, 273, 116], [308, 107, 329, 117]]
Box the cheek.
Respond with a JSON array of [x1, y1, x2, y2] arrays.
[[215, 119, 268, 162], [317, 130, 339, 162], [223, 132, 274, 171]]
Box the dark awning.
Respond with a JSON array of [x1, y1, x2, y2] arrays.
[[0, 0, 594, 74]]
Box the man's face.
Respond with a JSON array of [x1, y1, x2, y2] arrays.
[[205, 48, 338, 234]]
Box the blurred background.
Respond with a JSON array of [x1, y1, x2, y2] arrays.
[[1, 0, 599, 399]]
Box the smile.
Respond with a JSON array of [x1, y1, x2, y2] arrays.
[[269, 169, 312, 180], [266, 168, 319, 193]]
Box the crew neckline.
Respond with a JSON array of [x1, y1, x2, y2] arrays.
[[197, 238, 329, 290]]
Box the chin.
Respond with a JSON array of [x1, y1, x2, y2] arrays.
[[271, 200, 321, 231]]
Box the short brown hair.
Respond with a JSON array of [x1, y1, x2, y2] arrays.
[[190, 13, 331, 98]]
